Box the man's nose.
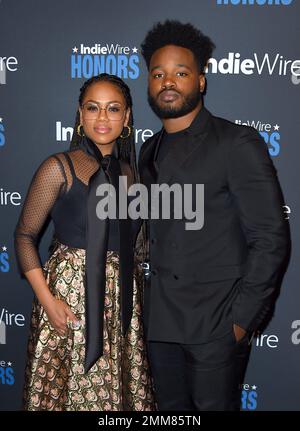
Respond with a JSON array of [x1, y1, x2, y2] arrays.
[[162, 75, 176, 89]]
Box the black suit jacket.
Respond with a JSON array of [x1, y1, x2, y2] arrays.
[[138, 107, 290, 344]]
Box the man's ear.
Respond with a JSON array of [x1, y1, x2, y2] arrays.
[[199, 74, 206, 93]]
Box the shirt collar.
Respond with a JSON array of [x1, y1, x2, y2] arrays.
[[161, 105, 211, 139]]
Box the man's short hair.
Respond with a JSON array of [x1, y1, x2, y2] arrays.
[[141, 20, 215, 73]]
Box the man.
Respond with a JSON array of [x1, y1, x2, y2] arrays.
[[139, 20, 290, 411]]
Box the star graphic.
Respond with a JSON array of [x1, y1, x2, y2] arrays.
[[72, 46, 78, 54], [132, 47, 138, 54], [274, 124, 280, 131], [0, 118, 2, 122], [7, 362, 12, 367], [252, 385, 257, 390], [2, 246, 7, 251]]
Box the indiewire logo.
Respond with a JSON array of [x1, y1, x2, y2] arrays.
[[0, 307, 25, 327], [206, 53, 300, 77], [0, 56, 18, 84], [217, 0, 293, 5], [71, 43, 140, 79], [0, 360, 15, 385], [241, 383, 258, 410], [0, 116, 4, 147], [254, 332, 279, 348], [0, 307, 26, 345], [235, 119, 281, 156], [0, 246, 10, 273], [0, 188, 22, 206], [0, 321, 6, 344], [56, 121, 154, 145]]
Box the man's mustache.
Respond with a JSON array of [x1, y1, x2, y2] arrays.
[[158, 88, 181, 97]]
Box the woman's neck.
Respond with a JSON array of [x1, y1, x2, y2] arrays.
[[95, 142, 114, 157]]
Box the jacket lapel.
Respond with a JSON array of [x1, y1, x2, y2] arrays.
[[139, 129, 163, 188]]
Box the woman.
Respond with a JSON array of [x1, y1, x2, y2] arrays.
[[14, 73, 155, 411]]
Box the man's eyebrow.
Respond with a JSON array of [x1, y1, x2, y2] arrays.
[[176, 64, 193, 71], [150, 65, 162, 73], [150, 64, 193, 73]]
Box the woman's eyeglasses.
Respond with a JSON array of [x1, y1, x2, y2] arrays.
[[81, 102, 126, 121]]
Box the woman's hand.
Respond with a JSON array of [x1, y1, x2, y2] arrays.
[[44, 297, 79, 336], [24, 268, 80, 336]]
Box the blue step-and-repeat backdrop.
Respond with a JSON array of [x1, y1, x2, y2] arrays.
[[0, 0, 299, 411]]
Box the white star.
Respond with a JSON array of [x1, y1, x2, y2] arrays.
[[0, 118, 2, 122], [72, 46, 78, 53], [7, 362, 12, 367], [2, 246, 7, 251], [252, 385, 257, 390], [274, 124, 280, 131], [132, 47, 138, 54]]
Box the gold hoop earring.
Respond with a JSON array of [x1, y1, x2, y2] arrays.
[[120, 126, 131, 139], [77, 124, 84, 137]]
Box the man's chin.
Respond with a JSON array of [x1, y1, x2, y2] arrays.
[[151, 103, 185, 119], [159, 110, 184, 119]]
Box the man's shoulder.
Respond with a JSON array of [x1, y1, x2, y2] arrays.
[[210, 113, 260, 141], [139, 130, 161, 159], [143, 130, 161, 145]]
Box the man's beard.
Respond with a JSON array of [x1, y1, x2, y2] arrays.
[[148, 87, 202, 119]]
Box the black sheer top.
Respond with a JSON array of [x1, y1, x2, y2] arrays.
[[14, 148, 133, 274]]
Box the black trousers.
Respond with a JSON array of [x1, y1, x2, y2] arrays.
[[147, 331, 251, 411]]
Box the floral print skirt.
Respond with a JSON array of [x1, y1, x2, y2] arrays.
[[23, 242, 155, 411]]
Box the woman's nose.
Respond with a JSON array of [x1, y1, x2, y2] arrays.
[[98, 107, 108, 120]]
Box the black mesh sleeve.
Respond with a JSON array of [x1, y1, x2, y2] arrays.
[[14, 155, 66, 273]]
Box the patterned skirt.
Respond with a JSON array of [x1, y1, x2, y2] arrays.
[[23, 242, 156, 411]]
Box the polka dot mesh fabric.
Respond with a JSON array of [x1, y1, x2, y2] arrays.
[[14, 149, 100, 273]]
